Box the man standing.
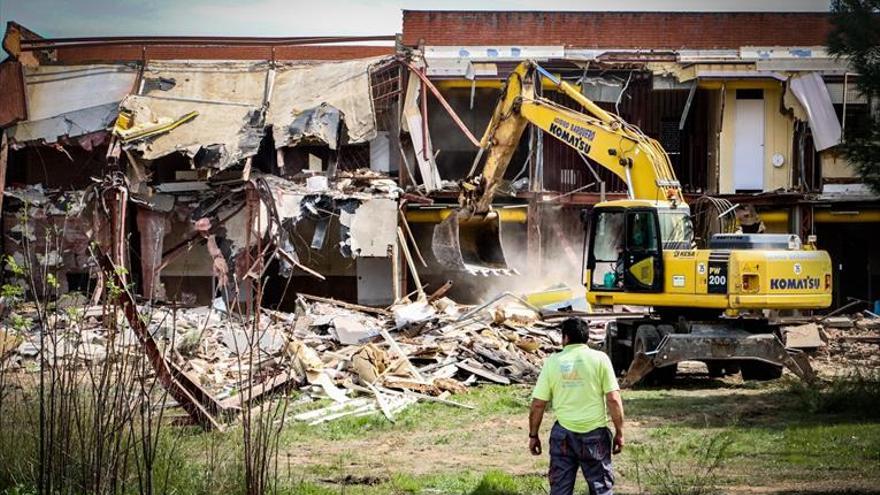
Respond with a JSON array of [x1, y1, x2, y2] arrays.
[[529, 318, 625, 495]]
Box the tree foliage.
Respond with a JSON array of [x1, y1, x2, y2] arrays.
[[827, 0, 880, 192]]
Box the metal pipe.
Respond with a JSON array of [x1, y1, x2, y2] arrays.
[[624, 166, 635, 200], [405, 207, 527, 224]]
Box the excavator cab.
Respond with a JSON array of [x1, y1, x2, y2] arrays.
[[586, 202, 693, 293]]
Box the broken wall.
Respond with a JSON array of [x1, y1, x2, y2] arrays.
[[119, 61, 269, 170], [7, 64, 138, 144], [716, 82, 796, 194], [269, 57, 383, 150]]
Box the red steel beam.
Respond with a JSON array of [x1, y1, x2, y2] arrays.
[[401, 60, 481, 148]]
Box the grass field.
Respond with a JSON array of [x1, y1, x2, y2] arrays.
[[2, 371, 879, 494], [184, 372, 880, 494]]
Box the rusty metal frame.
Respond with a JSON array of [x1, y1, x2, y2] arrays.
[[99, 254, 232, 430], [400, 59, 481, 148]]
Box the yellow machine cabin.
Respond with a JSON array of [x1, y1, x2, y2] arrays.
[[584, 200, 833, 313]]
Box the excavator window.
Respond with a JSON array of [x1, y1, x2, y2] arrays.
[[589, 210, 626, 290], [623, 209, 664, 292], [658, 210, 695, 250], [627, 211, 659, 252], [587, 207, 665, 293]]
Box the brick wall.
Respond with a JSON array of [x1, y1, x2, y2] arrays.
[[402, 11, 832, 49], [55, 44, 393, 64]]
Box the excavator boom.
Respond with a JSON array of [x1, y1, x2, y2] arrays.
[[433, 60, 683, 274]]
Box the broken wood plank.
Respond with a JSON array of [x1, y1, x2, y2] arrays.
[[379, 327, 426, 383], [275, 246, 326, 281], [293, 397, 372, 422], [399, 209, 427, 268], [298, 293, 392, 316], [456, 359, 510, 385], [308, 403, 376, 425], [219, 370, 300, 410], [366, 382, 397, 422], [428, 280, 454, 302], [397, 227, 426, 301], [375, 385, 475, 410]]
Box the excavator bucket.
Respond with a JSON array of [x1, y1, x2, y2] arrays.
[[432, 210, 517, 276], [620, 332, 816, 388]]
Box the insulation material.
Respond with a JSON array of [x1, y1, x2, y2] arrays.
[[340, 197, 397, 257], [269, 57, 384, 148], [9, 64, 138, 143], [119, 61, 269, 169], [788, 72, 842, 151], [280, 103, 342, 150]]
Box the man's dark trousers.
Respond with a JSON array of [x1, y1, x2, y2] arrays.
[[548, 422, 614, 495]]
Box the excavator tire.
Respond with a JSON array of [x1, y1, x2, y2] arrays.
[[604, 325, 629, 376], [740, 361, 783, 381], [633, 325, 676, 385]]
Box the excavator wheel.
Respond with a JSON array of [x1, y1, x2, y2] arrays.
[[604, 322, 629, 375], [633, 325, 676, 385]]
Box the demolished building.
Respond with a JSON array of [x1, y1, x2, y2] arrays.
[[0, 23, 406, 308], [0, 10, 877, 311]]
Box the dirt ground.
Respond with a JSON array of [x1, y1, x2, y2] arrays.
[[278, 358, 880, 494]]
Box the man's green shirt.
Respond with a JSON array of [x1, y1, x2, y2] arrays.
[[531, 343, 620, 433]]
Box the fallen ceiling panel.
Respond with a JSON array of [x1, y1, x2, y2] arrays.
[[268, 57, 386, 149], [789, 72, 842, 152], [119, 60, 269, 169], [8, 63, 138, 143]]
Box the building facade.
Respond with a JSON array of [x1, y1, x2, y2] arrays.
[[0, 11, 876, 309]]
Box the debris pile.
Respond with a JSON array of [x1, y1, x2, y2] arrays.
[[810, 312, 880, 375], [0, 290, 566, 427]]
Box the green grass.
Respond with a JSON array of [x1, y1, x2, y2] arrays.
[[2, 375, 880, 494], [279, 384, 532, 443]]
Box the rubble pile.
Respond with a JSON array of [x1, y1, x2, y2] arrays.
[[811, 312, 880, 374], [0, 291, 568, 426]]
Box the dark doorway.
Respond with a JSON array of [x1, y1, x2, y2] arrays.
[[816, 221, 880, 309]]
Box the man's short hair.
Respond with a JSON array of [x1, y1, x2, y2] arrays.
[[561, 318, 589, 344]]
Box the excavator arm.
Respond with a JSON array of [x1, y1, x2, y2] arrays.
[[433, 60, 683, 274]]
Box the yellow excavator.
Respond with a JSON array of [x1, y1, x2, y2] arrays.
[[433, 60, 832, 385]]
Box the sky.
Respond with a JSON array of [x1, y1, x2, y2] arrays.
[[0, 0, 832, 41]]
